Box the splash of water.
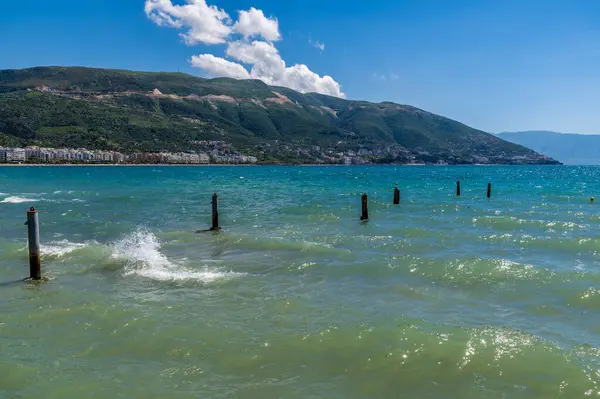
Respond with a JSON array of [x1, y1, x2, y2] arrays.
[[111, 228, 243, 283]]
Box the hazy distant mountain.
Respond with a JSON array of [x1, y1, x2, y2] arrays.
[[497, 131, 600, 165]]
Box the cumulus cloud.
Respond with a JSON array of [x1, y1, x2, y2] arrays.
[[190, 41, 344, 97], [233, 7, 280, 42], [226, 40, 280, 66], [230, 40, 343, 96], [190, 54, 250, 79], [145, 0, 344, 97], [144, 0, 231, 45]]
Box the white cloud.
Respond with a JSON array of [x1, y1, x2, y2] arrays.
[[226, 40, 280, 66], [308, 35, 325, 52], [372, 72, 399, 82], [144, 0, 232, 45], [190, 54, 250, 79], [226, 40, 343, 97], [313, 41, 325, 51], [146, 0, 344, 97], [233, 7, 280, 42], [280, 64, 342, 97]]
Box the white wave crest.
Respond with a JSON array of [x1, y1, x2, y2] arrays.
[[41, 240, 90, 257], [1, 196, 36, 204], [112, 228, 243, 283]]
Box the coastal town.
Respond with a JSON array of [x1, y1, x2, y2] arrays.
[[0, 142, 557, 165], [0, 142, 258, 165]]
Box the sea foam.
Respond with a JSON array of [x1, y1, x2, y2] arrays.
[[41, 240, 91, 257], [15, 229, 241, 283], [1, 196, 36, 204], [111, 228, 243, 283]]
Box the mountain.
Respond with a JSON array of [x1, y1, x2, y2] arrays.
[[497, 131, 600, 165], [0, 66, 558, 164]]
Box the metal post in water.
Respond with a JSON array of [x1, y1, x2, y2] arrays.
[[361, 194, 369, 221], [487, 182, 492, 198], [26, 207, 41, 280], [456, 181, 461, 196], [210, 193, 221, 231], [393, 187, 400, 205]]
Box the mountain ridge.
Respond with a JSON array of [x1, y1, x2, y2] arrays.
[[0, 66, 558, 164]]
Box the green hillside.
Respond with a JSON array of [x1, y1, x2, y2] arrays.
[[0, 66, 558, 164]]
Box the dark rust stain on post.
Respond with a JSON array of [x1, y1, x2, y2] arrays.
[[27, 207, 41, 280], [29, 254, 41, 280], [210, 193, 221, 231], [361, 194, 369, 221]]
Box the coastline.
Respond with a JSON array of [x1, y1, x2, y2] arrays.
[[0, 163, 258, 167], [0, 163, 561, 167]]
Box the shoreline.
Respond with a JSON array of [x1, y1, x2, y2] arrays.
[[0, 163, 562, 167], [0, 163, 258, 167]]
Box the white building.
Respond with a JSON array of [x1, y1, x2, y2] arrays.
[[0, 145, 250, 165], [25, 146, 42, 159], [198, 153, 210, 164], [6, 148, 26, 162]]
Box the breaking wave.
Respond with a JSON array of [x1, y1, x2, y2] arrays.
[[40, 240, 95, 259], [13, 228, 243, 283], [1, 196, 37, 204], [111, 228, 244, 283]]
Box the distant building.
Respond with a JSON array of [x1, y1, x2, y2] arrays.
[[6, 148, 26, 162], [0, 145, 256, 165], [198, 153, 210, 164]]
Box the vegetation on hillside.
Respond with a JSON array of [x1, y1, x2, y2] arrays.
[[0, 66, 558, 164]]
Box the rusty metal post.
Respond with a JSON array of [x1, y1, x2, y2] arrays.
[[26, 207, 41, 280], [487, 182, 492, 198], [393, 187, 400, 205], [361, 194, 369, 221], [456, 181, 461, 196], [210, 193, 221, 231]]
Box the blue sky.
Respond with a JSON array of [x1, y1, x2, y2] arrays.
[[1, 0, 600, 133]]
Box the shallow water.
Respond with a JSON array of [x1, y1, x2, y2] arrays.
[[1, 165, 600, 398]]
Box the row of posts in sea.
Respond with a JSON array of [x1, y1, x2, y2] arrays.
[[21, 181, 491, 282]]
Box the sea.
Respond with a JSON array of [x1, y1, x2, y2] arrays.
[[1, 165, 600, 398]]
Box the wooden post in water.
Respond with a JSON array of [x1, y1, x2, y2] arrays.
[[456, 181, 461, 196], [210, 193, 221, 231], [393, 187, 400, 205], [487, 182, 492, 198], [26, 207, 41, 280], [361, 194, 369, 221]]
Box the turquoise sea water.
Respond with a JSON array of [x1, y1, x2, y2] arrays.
[[2, 165, 600, 398]]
